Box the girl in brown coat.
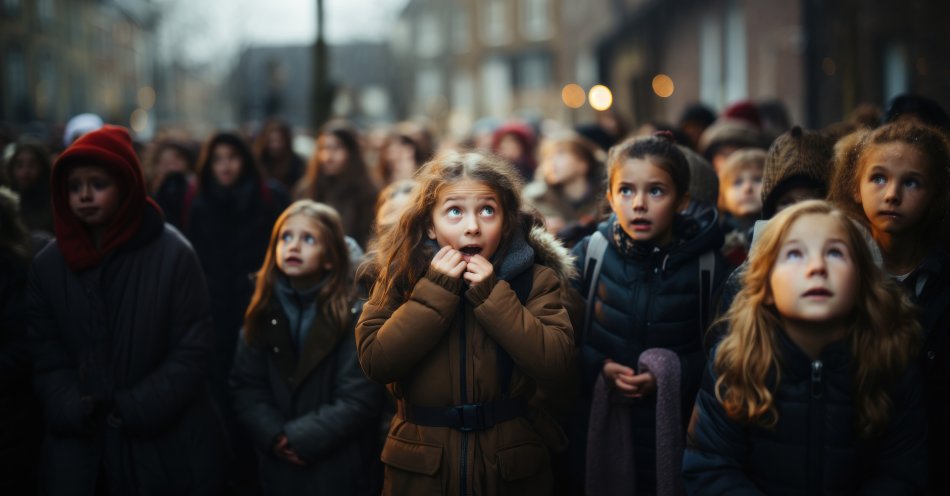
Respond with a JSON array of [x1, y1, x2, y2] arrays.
[[356, 151, 576, 495]]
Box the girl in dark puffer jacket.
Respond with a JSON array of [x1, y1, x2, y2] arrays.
[[683, 200, 927, 495]]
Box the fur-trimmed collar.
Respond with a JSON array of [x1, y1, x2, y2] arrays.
[[524, 223, 577, 285]]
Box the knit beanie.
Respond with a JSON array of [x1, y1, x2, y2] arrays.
[[698, 118, 766, 161], [761, 126, 833, 218], [722, 100, 763, 129], [51, 125, 161, 271]]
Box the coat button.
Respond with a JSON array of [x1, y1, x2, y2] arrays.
[[927, 350, 936, 360], [273, 346, 279, 353], [271, 319, 278, 325]]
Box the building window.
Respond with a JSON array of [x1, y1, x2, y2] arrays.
[[3, 0, 21, 17], [517, 52, 551, 89], [520, 0, 551, 40], [883, 43, 908, 102], [7, 47, 28, 120], [480, 56, 512, 117], [481, 0, 509, 46], [415, 66, 443, 113], [453, 72, 474, 113], [416, 13, 442, 58], [699, 14, 722, 108], [723, 0, 747, 104], [37, 0, 54, 28], [453, 9, 470, 53]]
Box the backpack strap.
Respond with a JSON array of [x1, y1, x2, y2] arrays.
[[698, 250, 716, 342], [497, 268, 534, 397], [582, 231, 609, 349]]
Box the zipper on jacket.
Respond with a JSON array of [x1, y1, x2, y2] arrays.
[[808, 360, 824, 493], [458, 298, 469, 496]]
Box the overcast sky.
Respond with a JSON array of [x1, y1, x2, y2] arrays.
[[158, 0, 408, 66]]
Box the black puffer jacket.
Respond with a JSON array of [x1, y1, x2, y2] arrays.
[[901, 248, 950, 495], [231, 296, 385, 495], [570, 209, 726, 493], [28, 207, 226, 495], [185, 177, 289, 410], [683, 332, 928, 495]]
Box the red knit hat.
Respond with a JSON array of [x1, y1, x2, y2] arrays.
[[722, 100, 762, 129], [51, 125, 161, 271]]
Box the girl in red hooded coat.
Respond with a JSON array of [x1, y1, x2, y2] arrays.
[[27, 125, 225, 495]]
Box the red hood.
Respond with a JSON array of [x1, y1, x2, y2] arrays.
[[51, 124, 162, 271]]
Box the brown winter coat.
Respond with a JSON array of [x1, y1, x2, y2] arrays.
[[356, 227, 575, 495]]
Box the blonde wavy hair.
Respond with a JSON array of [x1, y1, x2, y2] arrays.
[[713, 200, 920, 438]]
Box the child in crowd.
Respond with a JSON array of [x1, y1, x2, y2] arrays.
[[294, 121, 377, 248], [28, 125, 225, 494], [373, 179, 419, 235], [356, 151, 575, 495], [523, 131, 605, 247], [829, 121, 950, 494], [683, 200, 927, 495], [4, 141, 53, 232], [570, 133, 726, 495], [717, 148, 766, 267], [231, 200, 385, 495]]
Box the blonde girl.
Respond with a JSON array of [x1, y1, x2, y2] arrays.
[[683, 200, 927, 495], [231, 200, 384, 495], [356, 151, 575, 495]]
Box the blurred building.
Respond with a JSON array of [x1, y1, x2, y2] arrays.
[[232, 41, 395, 133], [600, 0, 950, 128], [0, 0, 162, 139], [390, 0, 616, 137]]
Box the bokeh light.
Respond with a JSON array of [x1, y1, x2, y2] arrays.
[[561, 83, 586, 109], [652, 74, 675, 98], [588, 85, 613, 111], [130, 109, 149, 132]]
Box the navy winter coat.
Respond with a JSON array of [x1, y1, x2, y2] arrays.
[[570, 209, 726, 492], [683, 332, 928, 495]]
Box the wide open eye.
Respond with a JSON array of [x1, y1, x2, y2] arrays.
[[649, 186, 665, 197], [447, 206, 462, 218], [479, 205, 495, 216], [303, 234, 317, 245], [617, 186, 632, 196], [785, 248, 803, 260], [869, 174, 887, 185], [281, 232, 294, 243]]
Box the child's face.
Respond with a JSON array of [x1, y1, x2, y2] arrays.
[[318, 134, 348, 176], [212, 143, 243, 188], [722, 167, 763, 217], [276, 214, 331, 286], [156, 148, 188, 177], [607, 158, 686, 246], [542, 145, 587, 186], [427, 178, 504, 262], [11, 151, 42, 191], [497, 134, 525, 162], [769, 214, 857, 326], [67, 165, 121, 228], [857, 142, 934, 238]]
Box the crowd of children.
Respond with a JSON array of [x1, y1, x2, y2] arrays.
[[1, 93, 949, 496]]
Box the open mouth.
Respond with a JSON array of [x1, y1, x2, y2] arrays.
[[631, 218, 651, 231], [878, 210, 902, 218], [803, 288, 833, 297], [285, 256, 303, 265], [459, 245, 483, 257]]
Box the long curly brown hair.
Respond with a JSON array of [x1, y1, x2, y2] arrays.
[[362, 151, 524, 306], [713, 200, 920, 438]]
